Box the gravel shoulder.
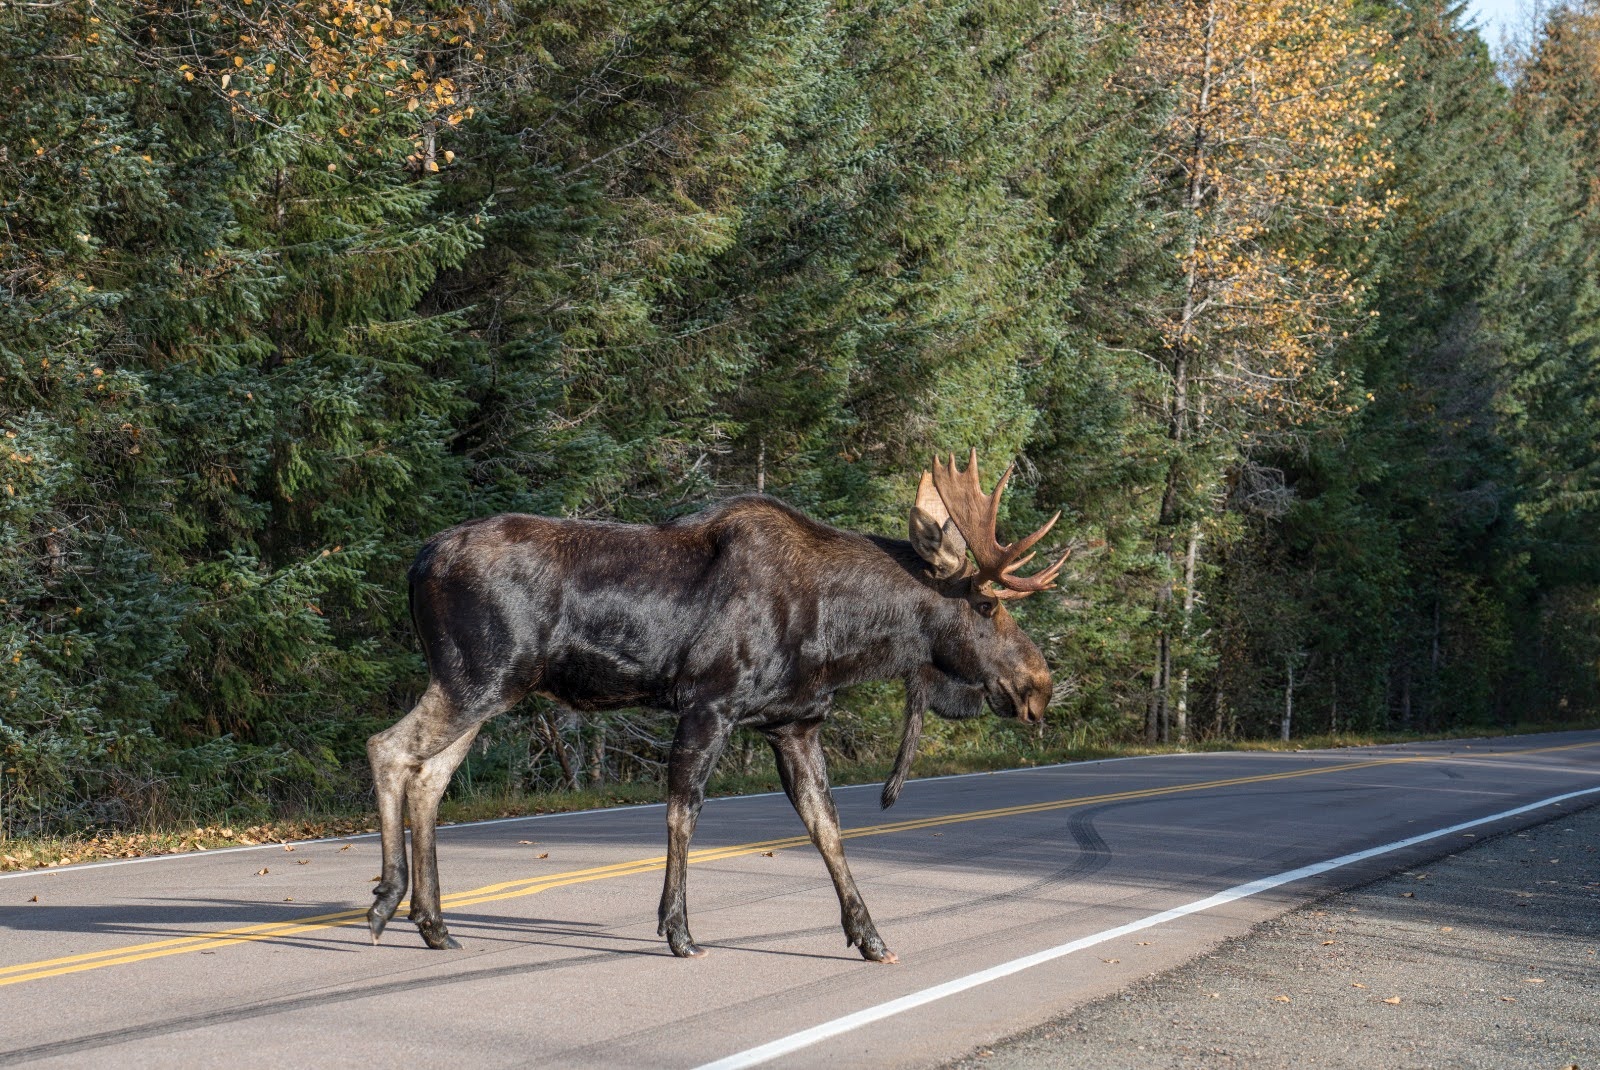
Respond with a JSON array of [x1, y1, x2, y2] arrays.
[[950, 802, 1600, 1070]]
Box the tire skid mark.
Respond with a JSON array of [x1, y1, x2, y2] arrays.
[[0, 811, 1120, 1063], [10, 739, 1596, 989], [1, 735, 1595, 1063]]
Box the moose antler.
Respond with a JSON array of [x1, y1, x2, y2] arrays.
[[926, 450, 1067, 600]]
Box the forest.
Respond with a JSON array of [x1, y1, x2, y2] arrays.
[[2, 0, 1597, 839]]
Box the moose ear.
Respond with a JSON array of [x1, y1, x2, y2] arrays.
[[909, 507, 969, 579]]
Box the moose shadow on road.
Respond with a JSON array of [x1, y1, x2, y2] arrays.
[[0, 896, 635, 957]]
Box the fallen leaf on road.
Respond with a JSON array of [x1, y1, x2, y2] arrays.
[[1523, 978, 1544, 984], [1322, 940, 1336, 946], [1208, 993, 1220, 999], [1136, 941, 1152, 946], [27, 895, 38, 903], [255, 867, 269, 876], [339, 844, 351, 852], [1382, 997, 1402, 1005], [1351, 983, 1367, 989], [1102, 958, 1119, 964], [296, 859, 309, 865], [1439, 926, 1453, 932], [762, 851, 774, 857], [518, 840, 536, 845], [1500, 996, 1517, 1002], [1399, 892, 1415, 898], [537, 853, 549, 859], [283, 897, 294, 902], [1272, 995, 1291, 1003]]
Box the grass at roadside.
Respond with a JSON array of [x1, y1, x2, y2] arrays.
[[3, 719, 1593, 874]]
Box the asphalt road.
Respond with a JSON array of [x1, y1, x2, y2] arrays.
[[949, 791, 1600, 1069], [2, 731, 1597, 1068]]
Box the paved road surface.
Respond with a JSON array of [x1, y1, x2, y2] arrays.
[[947, 793, 1600, 1069], [2, 731, 1597, 1068]]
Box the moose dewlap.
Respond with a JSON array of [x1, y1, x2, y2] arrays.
[[366, 451, 1064, 960]]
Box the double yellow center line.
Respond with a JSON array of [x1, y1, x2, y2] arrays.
[[2, 740, 1595, 989]]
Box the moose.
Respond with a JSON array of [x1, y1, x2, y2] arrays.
[[366, 451, 1065, 962]]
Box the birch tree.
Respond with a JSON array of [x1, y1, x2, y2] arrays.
[[1127, 0, 1396, 741]]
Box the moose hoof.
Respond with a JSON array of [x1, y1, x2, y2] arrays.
[[857, 937, 899, 964], [417, 921, 461, 950], [666, 933, 708, 958], [369, 886, 402, 944]]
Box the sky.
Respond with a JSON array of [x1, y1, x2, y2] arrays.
[[1466, 0, 1530, 45]]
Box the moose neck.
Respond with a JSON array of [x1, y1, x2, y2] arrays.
[[813, 535, 976, 692]]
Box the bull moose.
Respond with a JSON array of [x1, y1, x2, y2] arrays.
[[366, 451, 1066, 962]]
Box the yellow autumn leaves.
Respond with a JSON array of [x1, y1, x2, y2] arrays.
[[1134, 0, 1398, 421], [161, 0, 484, 170]]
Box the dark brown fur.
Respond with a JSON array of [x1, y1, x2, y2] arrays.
[[367, 493, 1053, 960]]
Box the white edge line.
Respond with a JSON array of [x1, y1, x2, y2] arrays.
[[693, 784, 1600, 1070], [0, 754, 1178, 881], [3, 733, 1590, 882]]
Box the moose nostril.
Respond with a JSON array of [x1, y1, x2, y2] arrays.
[[1020, 688, 1047, 724]]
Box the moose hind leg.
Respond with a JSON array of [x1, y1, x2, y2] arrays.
[[366, 685, 453, 942], [404, 726, 481, 950], [767, 720, 897, 963], [657, 714, 734, 958]]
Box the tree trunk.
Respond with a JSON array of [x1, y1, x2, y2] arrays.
[[1281, 660, 1295, 742], [1152, 3, 1216, 746], [1147, 647, 1165, 743], [1175, 524, 1200, 744], [1400, 662, 1412, 730], [1330, 658, 1340, 735], [541, 706, 580, 791], [587, 718, 606, 787]]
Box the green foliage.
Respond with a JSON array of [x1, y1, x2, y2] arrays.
[[1207, 0, 1600, 736], [1, 0, 1596, 837]]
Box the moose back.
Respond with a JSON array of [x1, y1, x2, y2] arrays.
[[366, 452, 1064, 961]]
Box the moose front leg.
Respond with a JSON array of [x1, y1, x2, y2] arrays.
[[766, 720, 898, 963], [658, 713, 734, 958]]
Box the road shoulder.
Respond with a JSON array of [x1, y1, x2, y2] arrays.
[[949, 802, 1600, 1070]]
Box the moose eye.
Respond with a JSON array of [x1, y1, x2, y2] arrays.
[[974, 599, 996, 619]]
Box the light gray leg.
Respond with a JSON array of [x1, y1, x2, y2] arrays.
[[367, 684, 451, 942], [405, 726, 481, 949], [367, 683, 482, 948]]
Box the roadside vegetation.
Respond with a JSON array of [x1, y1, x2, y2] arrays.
[[3, 0, 1598, 844], [6, 718, 1596, 872]]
